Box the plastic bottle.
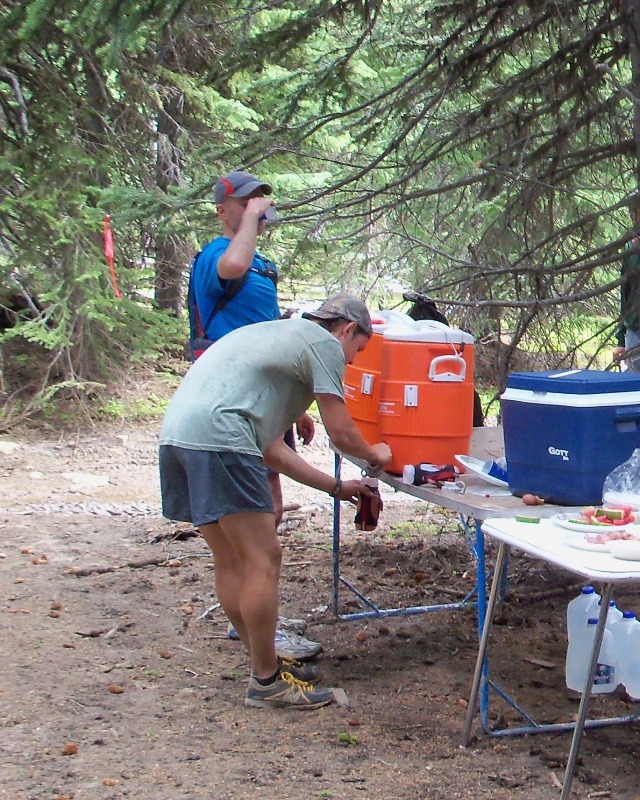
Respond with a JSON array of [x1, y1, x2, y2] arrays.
[[608, 611, 637, 688], [354, 478, 383, 531], [606, 600, 623, 627], [402, 463, 459, 486], [259, 206, 277, 223], [565, 618, 618, 693], [566, 585, 601, 636], [621, 616, 640, 699]]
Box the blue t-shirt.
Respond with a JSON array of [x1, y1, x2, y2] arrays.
[[190, 237, 280, 344]]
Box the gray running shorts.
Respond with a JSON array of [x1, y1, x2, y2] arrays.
[[159, 446, 274, 526]]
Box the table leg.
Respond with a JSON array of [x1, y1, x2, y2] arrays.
[[475, 519, 486, 636], [474, 519, 490, 724], [331, 452, 342, 617], [559, 582, 614, 800], [461, 542, 508, 746]]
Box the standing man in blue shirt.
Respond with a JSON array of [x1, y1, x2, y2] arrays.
[[190, 171, 280, 349], [188, 170, 320, 661]]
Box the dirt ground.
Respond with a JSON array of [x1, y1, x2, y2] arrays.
[[2, 420, 640, 800]]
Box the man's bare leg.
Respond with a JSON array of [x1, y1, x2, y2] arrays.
[[268, 472, 284, 528], [200, 511, 281, 679], [199, 520, 250, 651]]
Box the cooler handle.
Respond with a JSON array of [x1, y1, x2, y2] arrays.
[[614, 406, 640, 424], [428, 355, 466, 382], [361, 373, 375, 395]]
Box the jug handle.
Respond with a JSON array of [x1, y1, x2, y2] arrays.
[[428, 355, 466, 382]]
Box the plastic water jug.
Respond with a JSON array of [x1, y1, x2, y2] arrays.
[[565, 618, 618, 693], [605, 600, 623, 628], [378, 323, 475, 472], [608, 611, 637, 689], [566, 586, 601, 635], [621, 617, 640, 699], [344, 311, 414, 445]]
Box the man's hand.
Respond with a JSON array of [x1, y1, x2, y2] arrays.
[[217, 194, 276, 279], [336, 479, 367, 504], [245, 196, 275, 220], [295, 413, 315, 445], [368, 442, 393, 469], [613, 346, 626, 362]]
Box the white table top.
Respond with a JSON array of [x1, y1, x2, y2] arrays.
[[482, 518, 640, 582]]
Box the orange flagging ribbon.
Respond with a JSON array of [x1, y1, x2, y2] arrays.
[[103, 215, 122, 299]]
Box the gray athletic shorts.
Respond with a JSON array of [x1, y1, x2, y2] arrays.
[[159, 446, 274, 526]]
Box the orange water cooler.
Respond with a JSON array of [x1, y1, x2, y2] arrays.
[[378, 321, 475, 474], [344, 310, 414, 445]]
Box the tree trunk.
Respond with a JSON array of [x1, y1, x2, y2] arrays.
[[629, 0, 640, 195], [155, 73, 186, 315]]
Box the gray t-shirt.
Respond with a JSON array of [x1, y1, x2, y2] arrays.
[[160, 318, 345, 455]]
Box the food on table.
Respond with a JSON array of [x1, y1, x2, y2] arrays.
[[568, 505, 636, 526], [515, 515, 541, 523], [522, 493, 545, 506], [563, 504, 640, 543], [584, 529, 640, 544]]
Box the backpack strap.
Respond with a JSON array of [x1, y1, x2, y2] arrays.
[[199, 273, 249, 336], [188, 250, 279, 362], [188, 250, 250, 341]]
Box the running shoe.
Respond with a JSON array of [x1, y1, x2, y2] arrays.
[[245, 672, 334, 709], [226, 615, 308, 641], [274, 629, 323, 661], [278, 656, 321, 683], [278, 616, 308, 635]]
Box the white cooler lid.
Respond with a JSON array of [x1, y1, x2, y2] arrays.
[[369, 309, 415, 334], [501, 386, 640, 407], [383, 321, 474, 344]]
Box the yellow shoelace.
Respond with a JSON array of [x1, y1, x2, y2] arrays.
[[279, 671, 314, 691], [279, 656, 302, 669]]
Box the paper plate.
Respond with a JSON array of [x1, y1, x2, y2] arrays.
[[551, 512, 633, 535], [454, 455, 509, 487], [607, 539, 640, 561], [563, 531, 610, 553]]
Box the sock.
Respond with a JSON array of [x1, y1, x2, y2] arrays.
[[254, 667, 280, 686]]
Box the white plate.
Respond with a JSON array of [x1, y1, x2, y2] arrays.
[[551, 512, 632, 535], [602, 491, 640, 512], [563, 531, 611, 553], [454, 454, 509, 487], [607, 540, 640, 561]]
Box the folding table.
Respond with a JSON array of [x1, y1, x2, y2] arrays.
[[331, 446, 579, 623], [462, 517, 640, 799]]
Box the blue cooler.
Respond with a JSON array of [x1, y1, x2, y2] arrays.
[[501, 370, 640, 505]]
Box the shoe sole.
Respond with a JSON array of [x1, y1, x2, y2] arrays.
[[275, 645, 323, 661], [245, 697, 333, 710], [228, 625, 309, 641], [229, 640, 321, 659]]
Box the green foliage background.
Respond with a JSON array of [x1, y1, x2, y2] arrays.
[[1, 0, 639, 422]]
